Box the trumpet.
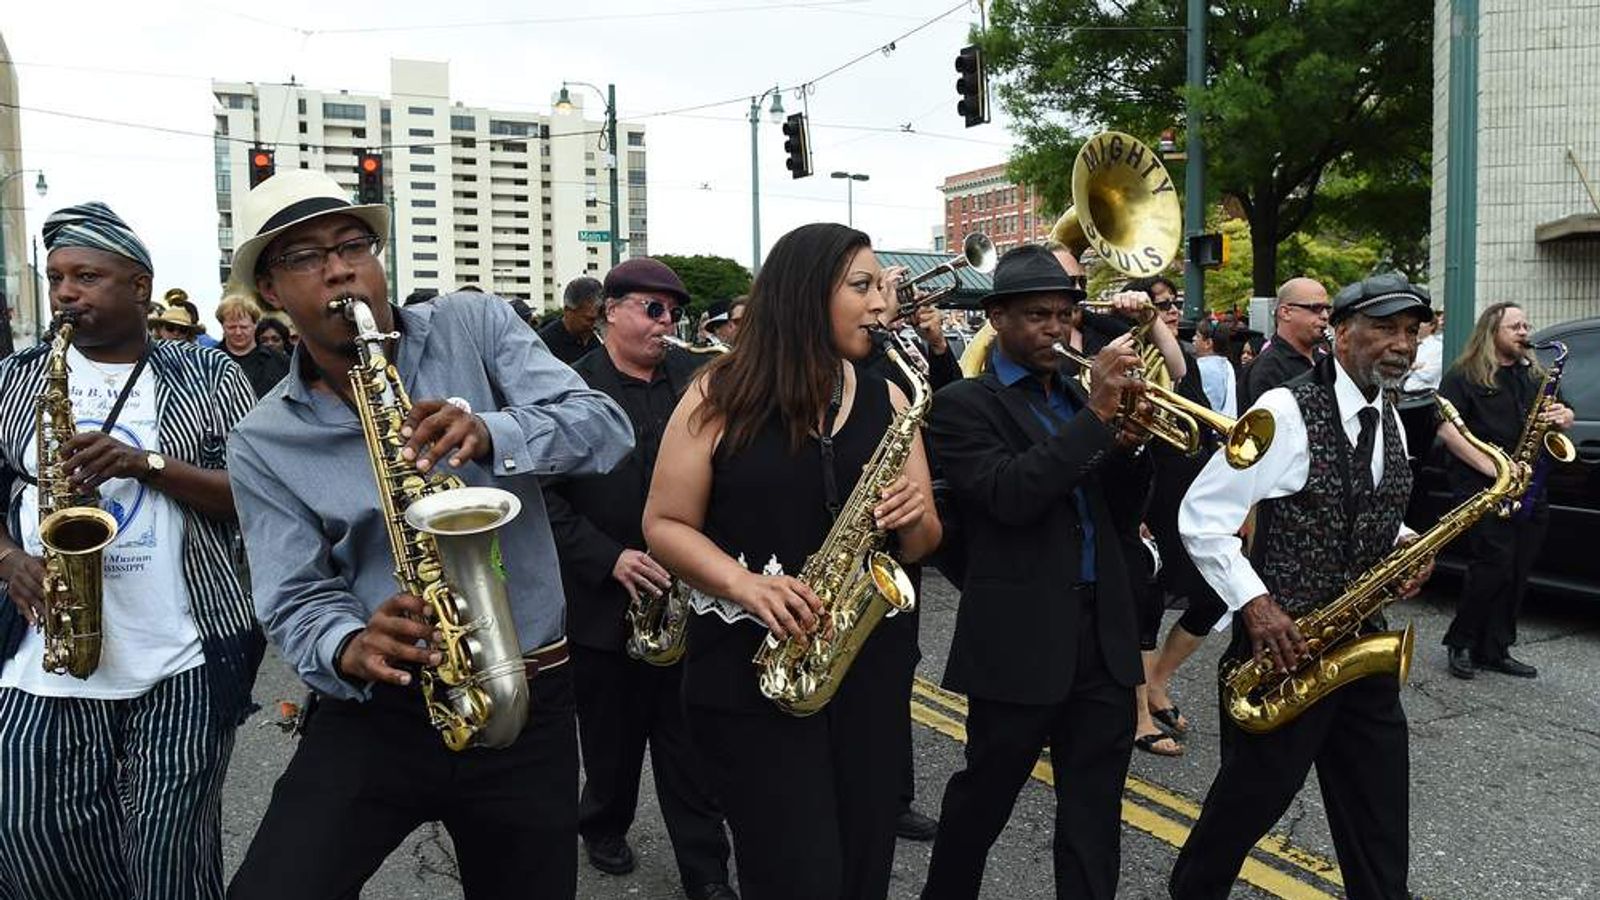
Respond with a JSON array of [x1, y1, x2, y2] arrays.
[[1051, 341, 1274, 469], [895, 232, 997, 319]]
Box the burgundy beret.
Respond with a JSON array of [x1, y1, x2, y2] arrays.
[[603, 257, 690, 305]]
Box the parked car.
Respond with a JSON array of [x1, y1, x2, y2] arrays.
[[1404, 316, 1600, 600]]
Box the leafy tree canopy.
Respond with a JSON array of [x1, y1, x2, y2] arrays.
[[654, 254, 753, 319]]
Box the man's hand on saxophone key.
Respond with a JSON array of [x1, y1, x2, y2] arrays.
[[1242, 594, 1309, 675], [336, 592, 442, 687], [613, 549, 672, 605], [399, 398, 491, 472]]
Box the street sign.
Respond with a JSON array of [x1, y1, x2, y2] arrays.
[[578, 230, 611, 242]]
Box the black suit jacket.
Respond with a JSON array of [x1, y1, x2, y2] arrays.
[[927, 370, 1149, 705], [542, 347, 704, 651]]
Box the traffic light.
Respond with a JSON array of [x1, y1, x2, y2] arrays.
[[248, 147, 275, 188], [781, 112, 812, 179], [356, 151, 385, 205], [1189, 233, 1229, 269], [955, 45, 989, 128]]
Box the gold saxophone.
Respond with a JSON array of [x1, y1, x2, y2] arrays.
[[339, 297, 529, 751], [753, 335, 930, 716], [1499, 340, 1576, 520], [624, 335, 732, 666], [36, 318, 119, 679], [1222, 396, 1528, 733]]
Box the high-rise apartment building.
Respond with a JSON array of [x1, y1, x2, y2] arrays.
[[213, 59, 646, 309], [939, 163, 1053, 257]]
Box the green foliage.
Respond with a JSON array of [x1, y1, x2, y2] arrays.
[[981, 0, 1431, 295], [653, 254, 753, 320]]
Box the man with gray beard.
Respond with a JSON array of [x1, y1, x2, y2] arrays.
[[1169, 274, 1435, 898]]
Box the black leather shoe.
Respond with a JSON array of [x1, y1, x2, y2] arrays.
[[1479, 654, 1538, 678], [583, 834, 636, 875], [686, 883, 740, 900], [1447, 647, 1475, 680], [896, 806, 938, 842]]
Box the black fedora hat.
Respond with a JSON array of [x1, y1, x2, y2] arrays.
[[975, 244, 1087, 308]]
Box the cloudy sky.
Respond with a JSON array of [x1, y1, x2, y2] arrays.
[[5, 0, 1022, 320]]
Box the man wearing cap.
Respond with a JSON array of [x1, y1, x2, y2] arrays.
[[1171, 273, 1436, 898], [542, 258, 734, 899], [921, 244, 1152, 900], [1239, 276, 1332, 409], [149, 289, 208, 344], [222, 170, 634, 898], [0, 202, 261, 899], [539, 275, 604, 365], [700, 299, 734, 347]]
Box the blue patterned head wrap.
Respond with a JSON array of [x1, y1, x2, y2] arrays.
[[42, 202, 153, 274]]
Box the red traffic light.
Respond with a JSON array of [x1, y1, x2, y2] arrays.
[[252, 151, 271, 168], [360, 156, 380, 174]]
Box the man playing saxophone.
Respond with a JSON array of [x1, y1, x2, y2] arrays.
[[0, 203, 260, 900], [223, 171, 633, 899], [541, 258, 733, 899], [1436, 302, 1574, 681], [1172, 273, 1436, 898]]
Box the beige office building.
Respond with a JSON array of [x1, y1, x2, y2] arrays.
[[214, 59, 646, 309]]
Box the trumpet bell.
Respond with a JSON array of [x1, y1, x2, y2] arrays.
[[961, 232, 998, 275], [1225, 408, 1278, 469]]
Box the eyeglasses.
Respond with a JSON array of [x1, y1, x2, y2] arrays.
[[267, 235, 381, 275], [623, 296, 684, 323], [1152, 300, 1180, 311], [1285, 302, 1332, 316]]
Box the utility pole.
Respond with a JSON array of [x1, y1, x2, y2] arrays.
[[1183, 0, 1207, 319], [1443, 0, 1480, 362], [607, 83, 622, 267]]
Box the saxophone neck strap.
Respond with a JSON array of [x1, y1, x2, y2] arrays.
[[17, 341, 151, 489], [819, 362, 846, 520]]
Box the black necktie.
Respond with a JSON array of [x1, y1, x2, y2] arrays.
[[1354, 407, 1380, 494]]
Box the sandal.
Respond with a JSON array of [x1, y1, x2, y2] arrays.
[[1134, 732, 1183, 757], [1151, 705, 1189, 737]]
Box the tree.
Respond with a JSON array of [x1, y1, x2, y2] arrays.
[[653, 254, 753, 320], [981, 0, 1431, 296]]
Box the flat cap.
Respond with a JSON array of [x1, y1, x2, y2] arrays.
[[1331, 272, 1433, 325], [603, 257, 690, 305]]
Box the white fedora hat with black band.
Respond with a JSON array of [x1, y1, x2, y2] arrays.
[[227, 170, 389, 294]]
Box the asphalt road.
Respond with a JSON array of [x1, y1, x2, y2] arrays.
[[222, 572, 1600, 899]]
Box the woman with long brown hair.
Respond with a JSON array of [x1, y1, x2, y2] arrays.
[[643, 222, 941, 899]]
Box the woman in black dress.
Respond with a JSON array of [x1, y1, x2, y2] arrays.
[[644, 222, 941, 900]]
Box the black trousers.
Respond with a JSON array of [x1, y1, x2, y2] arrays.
[[1443, 508, 1549, 660], [922, 604, 1135, 900], [572, 644, 729, 889], [228, 664, 578, 900], [1147, 450, 1229, 638], [685, 633, 913, 900], [1169, 672, 1410, 899]]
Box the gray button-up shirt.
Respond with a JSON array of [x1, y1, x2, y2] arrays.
[[228, 294, 634, 700]]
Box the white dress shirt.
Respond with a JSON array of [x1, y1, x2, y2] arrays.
[[1402, 333, 1442, 393], [1179, 358, 1415, 631]]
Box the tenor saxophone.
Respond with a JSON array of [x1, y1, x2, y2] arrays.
[[753, 335, 930, 716], [1499, 340, 1576, 520], [339, 297, 529, 751], [36, 317, 119, 678], [1221, 396, 1528, 733]]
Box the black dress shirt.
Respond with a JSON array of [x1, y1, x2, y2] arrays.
[[1239, 337, 1319, 410], [537, 318, 598, 366], [224, 345, 291, 399]]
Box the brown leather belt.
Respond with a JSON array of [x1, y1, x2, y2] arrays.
[[523, 637, 569, 680]]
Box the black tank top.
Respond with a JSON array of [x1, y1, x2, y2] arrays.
[[683, 363, 906, 710]]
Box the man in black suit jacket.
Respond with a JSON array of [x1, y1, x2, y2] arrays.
[[921, 245, 1152, 900], [542, 258, 734, 900]]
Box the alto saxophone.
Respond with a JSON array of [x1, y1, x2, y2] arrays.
[[36, 317, 119, 678], [625, 334, 732, 666], [753, 334, 931, 716], [339, 297, 530, 751], [1222, 396, 1528, 734], [1499, 340, 1576, 520]]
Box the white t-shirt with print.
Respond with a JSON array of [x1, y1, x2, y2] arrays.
[[0, 346, 203, 698]]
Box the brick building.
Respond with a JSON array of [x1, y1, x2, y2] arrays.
[[939, 163, 1054, 256]]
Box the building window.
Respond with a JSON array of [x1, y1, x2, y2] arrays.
[[408, 106, 434, 116], [451, 115, 476, 131], [490, 120, 532, 137], [323, 102, 366, 120], [415, 234, 438, 243], [297, 98, 308, 114], [226, 94, 249, 109], [381, 108, 391, 124], [412, 181, 436, 191], [628, 169, 646, 186], [457, 137, 477, 149], [416, 252, 438, 261], [412, 163, 435, 173], [411, 146, 435, 155], [409, 128, 434, 138], [627, 132, 644, 147], [414, 270, 439, 278], [413, 217, 437, 226], [414, 199, 436, 208]]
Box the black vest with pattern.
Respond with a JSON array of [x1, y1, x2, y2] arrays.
[[1252, 360, 1412, 619]]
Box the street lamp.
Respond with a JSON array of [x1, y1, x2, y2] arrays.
[[0, 169, 48, 352], [830, 171, 869, 228], [749, 85, 785, 271], [556, 81, 622, 268]]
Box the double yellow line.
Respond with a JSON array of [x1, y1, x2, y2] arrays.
[[909, 677, 1344, 900]]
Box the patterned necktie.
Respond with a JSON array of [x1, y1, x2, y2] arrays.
[[1354, 406, 1380, 494]]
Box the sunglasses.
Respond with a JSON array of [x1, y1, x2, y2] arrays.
[[622, 296, 684, 324], [1285, 302, 1332, 315], [1152, 300, 1180, 311]]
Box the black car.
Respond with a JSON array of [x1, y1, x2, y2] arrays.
[[1404, 316, 1600, 600]]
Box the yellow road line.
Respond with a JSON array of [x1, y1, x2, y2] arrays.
[[909, 690, 1342, 898]]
